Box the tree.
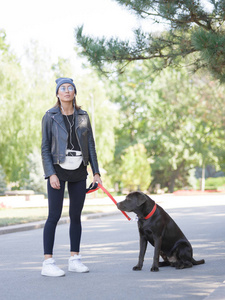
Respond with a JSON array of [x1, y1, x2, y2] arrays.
[[75, 73, 117, 169], [145, 66, 225, 191], [0, 31, 117, 188], [75, 0, 225, 82], [0, 166, 7, 195], [52, 57, 74, 79], [106, 59, 225, 192], [0, 31, 30, 183], [22, 148, 47, 194], [120, 144, 151, 191], [0, 36, 54, 185]]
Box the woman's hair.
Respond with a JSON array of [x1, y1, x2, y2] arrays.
[[55, 96, 81, 110]]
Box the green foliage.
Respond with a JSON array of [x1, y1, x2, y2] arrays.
[[192, 28, 225, 81], [1, 28, 224, 194], [0, 165, 7, 195], [76, 25, 142, 75], [196, 176, 225, 190], [106, 59, 225, 192], [75, 0, 225, 82], [52, 57, 74, 78], [147, 67, 225, 191], [22, 148, 47, 194], [0, 32, 117, 188], [0, 37, 54, 184], [120, 144, 151, 191], [0, 30, 9, 56], [75, 73, 117, 169]]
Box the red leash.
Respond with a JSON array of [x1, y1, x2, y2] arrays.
[[86, 183, 157, 221], [97, 183, 131, 221]]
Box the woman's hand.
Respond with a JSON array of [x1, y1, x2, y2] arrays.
[[50, 174, 61, 189], [93, 173, 102, 186]]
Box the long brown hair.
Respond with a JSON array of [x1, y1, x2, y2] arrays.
[[55, 96, 81, 110]]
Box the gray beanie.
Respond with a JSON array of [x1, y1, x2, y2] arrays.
[[55, 77, 77, 95]]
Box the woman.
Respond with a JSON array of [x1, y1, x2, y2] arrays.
[[41, 77, 102, 277]]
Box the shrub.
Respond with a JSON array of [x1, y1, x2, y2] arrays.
[[23, 148, 47, 194], [196, 177, 225, 190], [0, 166, 7, 195]]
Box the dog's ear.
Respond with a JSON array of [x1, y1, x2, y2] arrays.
[[136, 192, 148, 206]]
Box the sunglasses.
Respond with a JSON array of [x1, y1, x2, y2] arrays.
[[59, 86, 74, 92]]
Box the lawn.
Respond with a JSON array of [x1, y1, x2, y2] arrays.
[[0, 205, 114, 227]]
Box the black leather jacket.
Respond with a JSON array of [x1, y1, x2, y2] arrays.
[[41, 106, 100, 179]]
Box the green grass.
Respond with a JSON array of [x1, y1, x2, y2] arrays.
[[0, 205, 114, 227]]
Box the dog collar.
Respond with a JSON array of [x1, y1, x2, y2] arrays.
[[144, 203, 157, 220]]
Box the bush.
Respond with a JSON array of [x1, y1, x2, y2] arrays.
[[23, 148, 47, 195], [196, 177, 225, 190], [0, 166, 7, 195]]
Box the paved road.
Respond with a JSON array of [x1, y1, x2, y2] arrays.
[[0, 195, 225, 300]]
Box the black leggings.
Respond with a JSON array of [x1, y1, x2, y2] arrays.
[[43, 179, 86, 255]]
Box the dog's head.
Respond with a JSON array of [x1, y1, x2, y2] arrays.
[[117, 191, 150, 213]]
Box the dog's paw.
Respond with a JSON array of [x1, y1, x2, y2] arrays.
[[133, 266, 142, 271], [151, 266, 159, 272]]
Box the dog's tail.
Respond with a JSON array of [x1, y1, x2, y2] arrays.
[[192, 258, 205, 265]]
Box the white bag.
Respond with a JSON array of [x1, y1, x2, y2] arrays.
[[59, 149, 83, 170]]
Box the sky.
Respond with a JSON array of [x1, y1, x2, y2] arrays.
[[1, 0, 146, 69], [1, 0, 213, 72]]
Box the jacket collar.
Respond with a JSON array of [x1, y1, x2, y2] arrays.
[[48, 106, 65, 129], [47, 106, 87, 129], [47, 106, 87, 115]]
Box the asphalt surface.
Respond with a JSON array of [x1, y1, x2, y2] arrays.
[[0, 194, 225, 300]]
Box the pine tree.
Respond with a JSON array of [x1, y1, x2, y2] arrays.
[[75, 0, 225, 81]]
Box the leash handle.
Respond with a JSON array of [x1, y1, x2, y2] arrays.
[[86, 182, 99, 194], [98, 183, 131, 221]]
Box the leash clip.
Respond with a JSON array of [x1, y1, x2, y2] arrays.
[[131, 215, 139, 222]]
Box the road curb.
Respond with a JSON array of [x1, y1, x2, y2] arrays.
[[0, 211, 120, 235]]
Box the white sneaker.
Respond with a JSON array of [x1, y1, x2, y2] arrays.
[[41, 258, 65, 277], [68, 254, 89, 273]]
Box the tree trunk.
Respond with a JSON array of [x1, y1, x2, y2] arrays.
[[168, 161, 185, 193], [201, 164, 205, 192], [168, 169, 179, 193]]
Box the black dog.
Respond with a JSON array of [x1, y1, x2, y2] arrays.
[[117, 191, 205, 272]]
